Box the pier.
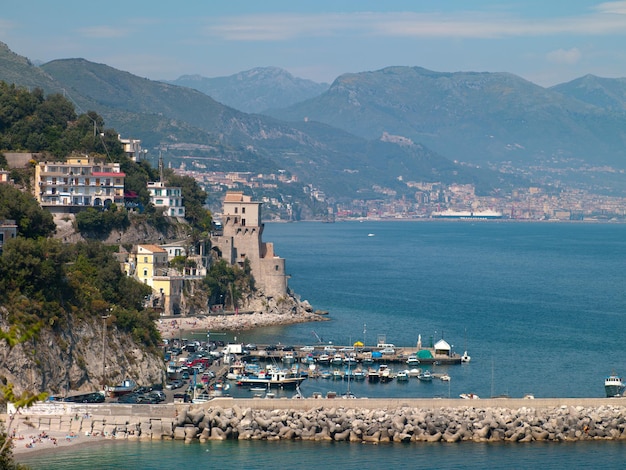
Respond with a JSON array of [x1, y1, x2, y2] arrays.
[[245, 344, 464, 365]]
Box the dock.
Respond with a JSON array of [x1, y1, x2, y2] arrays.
[[245, 344, 464, 365]]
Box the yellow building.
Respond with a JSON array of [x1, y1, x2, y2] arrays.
[[124, 244, 183, 316]]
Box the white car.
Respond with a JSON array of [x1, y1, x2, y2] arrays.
[[380, 347, 395, 355], [300, 346, 315, 352]]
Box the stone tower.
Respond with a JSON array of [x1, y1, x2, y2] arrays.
[[214, 191, 288, 299]]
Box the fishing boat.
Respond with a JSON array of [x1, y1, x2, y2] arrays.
[[236, 365, 307, 389], [605, 373, 625, 397], [353, 368, 367, 380]]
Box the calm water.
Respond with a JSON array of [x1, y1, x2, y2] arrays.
[[20, 221, 626, 468]]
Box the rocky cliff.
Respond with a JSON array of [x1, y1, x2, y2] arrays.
[[0, 314, 164, 397]]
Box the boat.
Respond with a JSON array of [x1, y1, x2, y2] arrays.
[[353, 368, 367, 380], [331, 354, 343, 366], [332, 369, 343, 380], [460, 393, 480, 399], [406, 355, 420, 366], [439, 374, 451, 382], [367, 368, 380, 383], [317, 354, 331, 365], [431, 209, 503, 219], [407, 368, 422, 378], [461, 351, 471, 363], [417, 370, 433, 382], [104, 378, 137, 397], [605, 373, 625, 397], [282, 352, 295, 363], [379, 364, 393, 383], [236, 365, 307, 389], [396, 370, 409, 381]]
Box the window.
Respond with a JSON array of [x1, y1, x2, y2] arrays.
[[275, 265, 279, 271], [241, 219, 246, 226], [242, 207, 246, 214], [234, 207, 238, 214], [144, 257, 148, 263], [143, 269, 148, 276]]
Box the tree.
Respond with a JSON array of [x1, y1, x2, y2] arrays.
[[0, 185, 55, 239]]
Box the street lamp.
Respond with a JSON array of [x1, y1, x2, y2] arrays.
[[101, 312, 111, 386]]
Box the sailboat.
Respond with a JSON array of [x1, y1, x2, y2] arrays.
[[341, 360, 357, 399]]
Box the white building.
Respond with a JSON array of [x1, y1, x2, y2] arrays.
[[34, 156, 125, 211], [147, 181, 185, 217]]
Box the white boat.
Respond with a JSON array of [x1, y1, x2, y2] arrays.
[[407, 368, 422, 377], [605, 373, 625, 397], [460, 393, 480, 399], [396, 370, 409, 381], [317, 354, 331, 365], [379, 364, 393, 383], [417, 370, 433, 381], [439, 374, 451, 382], [406, 355, 420, 366], [331, 354, 343, 366], [461, 351, 471, 363]]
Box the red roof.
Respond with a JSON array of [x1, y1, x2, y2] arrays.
[[92, 172, 125, 177]]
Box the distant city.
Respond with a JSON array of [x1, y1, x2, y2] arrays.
[[173, 165, 626, 222]]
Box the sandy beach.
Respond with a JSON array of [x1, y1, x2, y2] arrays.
[[156, 311, 328, 339], [9, 423, 118, 457]]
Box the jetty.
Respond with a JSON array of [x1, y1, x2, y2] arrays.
[[9, 397, 626, 446], [246, 342, 464, 365]]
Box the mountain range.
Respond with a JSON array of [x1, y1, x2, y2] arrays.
[[2, 41, 626, 199]]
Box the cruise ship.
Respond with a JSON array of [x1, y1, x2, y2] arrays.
[[431, 209, 503, 220]]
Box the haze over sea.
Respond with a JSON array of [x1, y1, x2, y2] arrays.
[[21, 221, 626, 468]]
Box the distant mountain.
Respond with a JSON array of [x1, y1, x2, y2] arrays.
[[265, 66, 626, 171], [0, 46, 499, 202], [551, 74, 626, 111], [166, 67, 329, 113]]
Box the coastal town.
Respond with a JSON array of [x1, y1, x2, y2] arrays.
[[173, 166, 626, 222]]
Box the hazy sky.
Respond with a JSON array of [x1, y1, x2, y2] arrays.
[[2, 1, 626, 86]]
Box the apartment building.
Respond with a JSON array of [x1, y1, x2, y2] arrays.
[[34, 156, 125, 212]]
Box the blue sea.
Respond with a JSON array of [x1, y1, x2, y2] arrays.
[[20, 221, 626, 468]]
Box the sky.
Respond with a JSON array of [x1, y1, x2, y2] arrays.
[[2, 1, 626, 87]]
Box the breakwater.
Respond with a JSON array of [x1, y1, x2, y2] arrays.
[[9, 397, 626, 445]]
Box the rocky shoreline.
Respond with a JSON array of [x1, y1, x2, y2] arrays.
[[156, 297, 328, 337]]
